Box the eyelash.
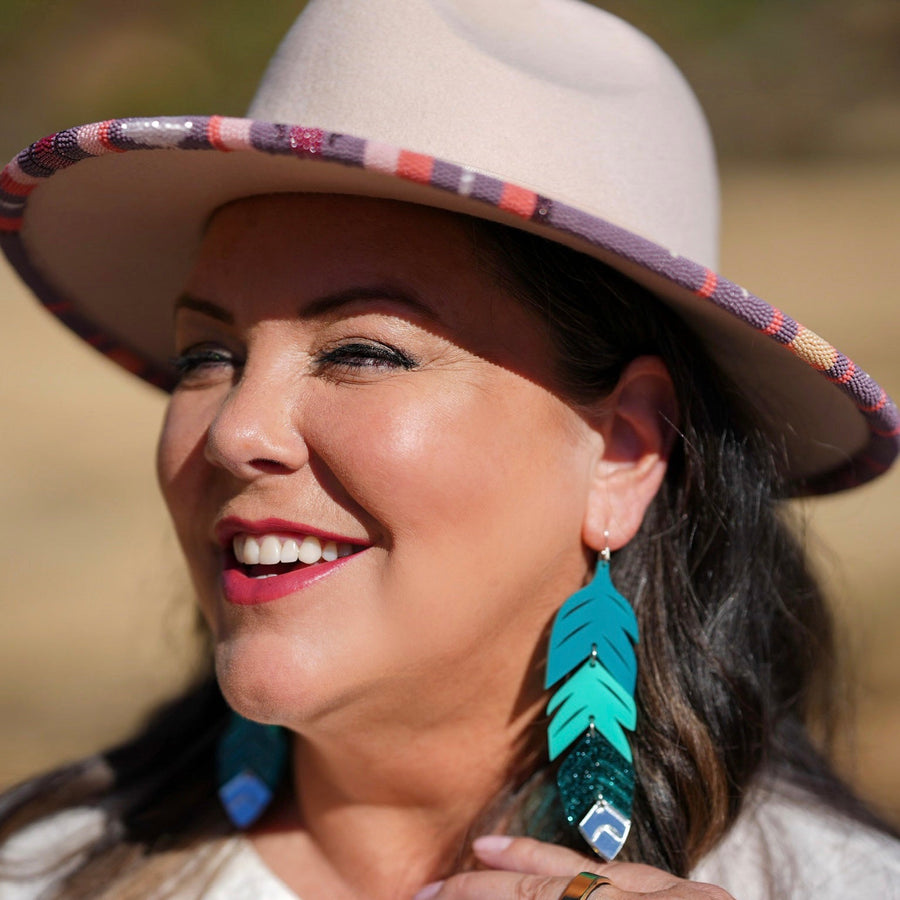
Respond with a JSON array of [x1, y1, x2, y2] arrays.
[[314, 341, 417, 372], [170, 340, 416, 383], [171, 346, 238, 381]]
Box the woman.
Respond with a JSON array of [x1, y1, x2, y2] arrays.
[[1, 1, 898, 898]]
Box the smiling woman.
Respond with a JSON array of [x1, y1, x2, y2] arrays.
[[1, 1, 899, 899], [164, 195, 622, 742]]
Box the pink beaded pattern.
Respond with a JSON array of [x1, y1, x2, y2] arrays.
[[1, 115, 898, 491]]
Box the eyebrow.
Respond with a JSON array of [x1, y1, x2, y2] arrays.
[[301, 284, 439, 322], [173, 294, 235, 324], [173, 284, 439, 324]]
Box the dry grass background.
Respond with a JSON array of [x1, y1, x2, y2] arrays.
[[0, 161, 898, 825]]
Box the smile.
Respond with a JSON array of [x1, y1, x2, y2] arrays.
[[217, 519, 368, 606], [233, 533, 357, 568]]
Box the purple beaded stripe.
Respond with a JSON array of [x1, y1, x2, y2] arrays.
[[1, 115, 898, 491]]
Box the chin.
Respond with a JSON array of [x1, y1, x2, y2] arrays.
[[212, 631, 336, 728]]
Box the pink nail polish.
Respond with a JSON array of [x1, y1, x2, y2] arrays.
[[473, 834, 514, 854], [413, 881, 444, 900]]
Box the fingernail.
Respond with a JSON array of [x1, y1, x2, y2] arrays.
[[473, 834, 514, 854], [413, 881, 444, 900]]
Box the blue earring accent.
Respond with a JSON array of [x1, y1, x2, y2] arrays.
[[544, 551, 638, 860], [216, 712, 288, 829]]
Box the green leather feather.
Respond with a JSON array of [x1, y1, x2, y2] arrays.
[[546, 657, 636, 761]]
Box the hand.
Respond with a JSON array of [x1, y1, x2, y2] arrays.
[[413, 835, 735, 900]]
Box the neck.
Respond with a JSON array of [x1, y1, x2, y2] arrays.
[[254, 665, 545, 900], [301, 701, 542, 898]]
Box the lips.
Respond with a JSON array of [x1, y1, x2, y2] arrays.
[[215, 517, 369, 605]]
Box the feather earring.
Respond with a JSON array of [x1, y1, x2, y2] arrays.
[[216, 712, 288, 829], [544, 548, 638, 860]]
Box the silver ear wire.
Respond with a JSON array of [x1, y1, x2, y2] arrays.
[[601, 530, 611, 563]]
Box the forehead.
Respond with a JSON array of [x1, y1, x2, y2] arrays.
[[184, 193, 558, 377], [193, 193, 480, 293]]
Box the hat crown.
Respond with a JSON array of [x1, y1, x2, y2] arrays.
[[249, 0, 720, 268]]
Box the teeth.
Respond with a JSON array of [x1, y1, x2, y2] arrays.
[[232, 533, 359, 567], [298, 535, 323, 564], [280, 539, 300, 564], [241, 535, 260, 565], [259, 535, 282, 566]]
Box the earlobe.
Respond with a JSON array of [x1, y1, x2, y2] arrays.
[[582, 356, 678, 552]]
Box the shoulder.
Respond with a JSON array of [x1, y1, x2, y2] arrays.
[[0, 811, 299, 900], [0, 807, 107, 899], [691, 780, 900, 900]]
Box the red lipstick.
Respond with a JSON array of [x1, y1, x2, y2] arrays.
[[214, 517, 366, 546], [216, 517, 369, 606]]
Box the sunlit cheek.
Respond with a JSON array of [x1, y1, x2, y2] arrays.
[[349, 393, 490, 511], [324, 379, 568, 544]]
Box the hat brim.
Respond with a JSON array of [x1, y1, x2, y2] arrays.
[[2, 115, 898, 494]]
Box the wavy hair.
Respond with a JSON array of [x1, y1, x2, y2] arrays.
[[472, 223, 893, 871]]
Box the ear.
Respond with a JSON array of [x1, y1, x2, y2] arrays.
[[582, 356, 678, 553]]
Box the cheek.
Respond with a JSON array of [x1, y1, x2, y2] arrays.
[[310, 375, 589, 550], [156, 394, 215, 547], [318, 380, 590, 681], [309, 385, 480, 534]]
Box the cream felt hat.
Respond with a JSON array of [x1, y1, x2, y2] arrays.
[[1, 0, 897, 493]]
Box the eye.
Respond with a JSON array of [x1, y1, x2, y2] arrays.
[[170, 344, 241, 385], [314, 341, 417, 372]]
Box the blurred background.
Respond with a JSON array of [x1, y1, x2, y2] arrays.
[[1, 0, 898, 824]]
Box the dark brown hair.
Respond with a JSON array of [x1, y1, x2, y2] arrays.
[[472, 223, 895, 871], [0, 217, 893, 895]]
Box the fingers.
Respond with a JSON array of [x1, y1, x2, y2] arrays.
[[470, 835, 649, 891], [472, 834, 598, 878], [469, 836, 735, 898], [415, 869, 734, 900], [413, 871, 587, 900], [415, 836, 736, 900]]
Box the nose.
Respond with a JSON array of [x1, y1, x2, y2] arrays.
[[204, 363, 308, 480]]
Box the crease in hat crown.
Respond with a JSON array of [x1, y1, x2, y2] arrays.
[[250, 0, 719, 269]]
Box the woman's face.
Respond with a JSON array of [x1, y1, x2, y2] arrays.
[[157, 195, 606, 736]]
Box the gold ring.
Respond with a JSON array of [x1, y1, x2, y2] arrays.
[[558, 871, 615, 900]]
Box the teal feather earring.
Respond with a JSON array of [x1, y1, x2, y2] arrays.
[[216, 712, 288, 829], [544, 547, 638, 860]]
